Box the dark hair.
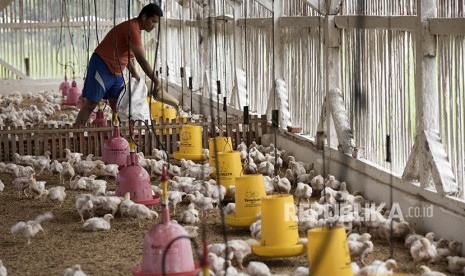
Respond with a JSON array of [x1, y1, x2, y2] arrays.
[[138, 3, 163, 19]]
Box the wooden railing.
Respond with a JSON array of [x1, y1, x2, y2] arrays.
[[0, 114, 268, 162]]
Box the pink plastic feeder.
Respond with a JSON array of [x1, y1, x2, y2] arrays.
[[115, 151, 159, 206], [132, 169, 196, 276], [103, 126, 129, 166], [59, 76, 71, 99], [64, 80, 81, 106], [93, 109, 107, 126]]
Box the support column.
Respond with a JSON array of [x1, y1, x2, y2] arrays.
[[403, 0, 457, 195]]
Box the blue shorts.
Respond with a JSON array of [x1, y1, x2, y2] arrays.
[[82, 53, 124, 103]]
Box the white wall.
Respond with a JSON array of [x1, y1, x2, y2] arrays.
[[261, 130, 465, 256]]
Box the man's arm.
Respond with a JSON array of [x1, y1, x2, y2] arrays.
[[127, 58, 140, 81], [131, 44, 161, 93]]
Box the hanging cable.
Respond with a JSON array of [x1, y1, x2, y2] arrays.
[[205, 0, 230, 272], [221, 0, 228, 137], [214, 7, 221, 136], [94, 0, 100, 44], [56, 0, 75, 74], [386, 0, 395, 260], [179, 5, 185, 109], [271, 0, 279, 177], [147, 0, 173, 165], [189, 2, 194, 113]]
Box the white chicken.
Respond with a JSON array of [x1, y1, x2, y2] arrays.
[[63, 264, 87, 276], [207, 252, 226, 274], [377, 220, 411, 245], [355, 259, 397, 276], [225, 202, 236, 215], [128, 203, 159, 227], [60, 162, 75, 185], [0, 260, 7, 276], [227, 239, 259, 269], [419, 265, 447, 276], [119, 192, 135, 218], [83, 214, 113, 231], [246, 261, 271, 276], [183, 225, 199, 238], [446, 256, 465, 274], [13, 174, 35, 197], [294, 182, 313, 205], [347, 233, 372, 242], [185, 191, 216, 217], [310, 175, 325, 192], [434, 240, 462, 262], [70, 175, 90, 190], [348, 240, 374, 265], [64, 148, 83, 164], [258, 161, 274, 177], [11, 212, 53, 244], [250, 218, 261, 240], [272, 175, 291, 194], [292, 266, 309, 276], [167, 191, 186, 214], [0, 180, 4, 192], [179, 203, 200, 225], [410, 238, 437, 267], [28, 180, 48, 199], [325, 174, 340, 190], [75, 194, 94, 221], [50, 160, 63, 175], [48, 186, 67, 207]]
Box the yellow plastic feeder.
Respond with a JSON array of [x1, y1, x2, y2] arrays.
[[215, 151, 242, 197], [208, 136, 233, 168], [173, 125, 206, 161], [307, 227, 352, 276], [225, 174, 266, 228], [252, 194, 305, 257]]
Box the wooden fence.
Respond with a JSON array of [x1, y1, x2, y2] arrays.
[[0, 115, 268, 162]]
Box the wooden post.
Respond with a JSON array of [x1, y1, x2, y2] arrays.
[[403, 0, 458, 195]]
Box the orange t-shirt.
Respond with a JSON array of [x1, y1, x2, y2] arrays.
[[95, 18, 142, 76]]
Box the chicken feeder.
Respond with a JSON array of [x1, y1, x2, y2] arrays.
[[173, 125, 206, 161], [132, 167, 196, 276], [225, 174, 266, 228], [116, 149, 159, 206], [63, 77, 81, 106], [93, 101, 107, 127], [214, 151, 242, 198], [208, 136, 233, 178], [59, 75, 71, 100], [147, 98, 178, 134], [103, 125, 129, 166], [307, 227, 352, 276], [252, 194, 305, 257]]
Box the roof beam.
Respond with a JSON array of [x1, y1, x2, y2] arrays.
[[335, 15, 417, 31], [429, 18, 465, 35]]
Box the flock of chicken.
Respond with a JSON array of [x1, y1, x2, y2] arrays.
[[0, 91, 464, 276]]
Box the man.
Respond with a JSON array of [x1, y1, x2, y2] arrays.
[[75, 3, 173, 126]]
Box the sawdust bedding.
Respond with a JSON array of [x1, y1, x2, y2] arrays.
[[0, 169, 454, 276]]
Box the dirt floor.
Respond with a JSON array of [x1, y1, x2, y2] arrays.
[[0, 168, 456, 276]]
